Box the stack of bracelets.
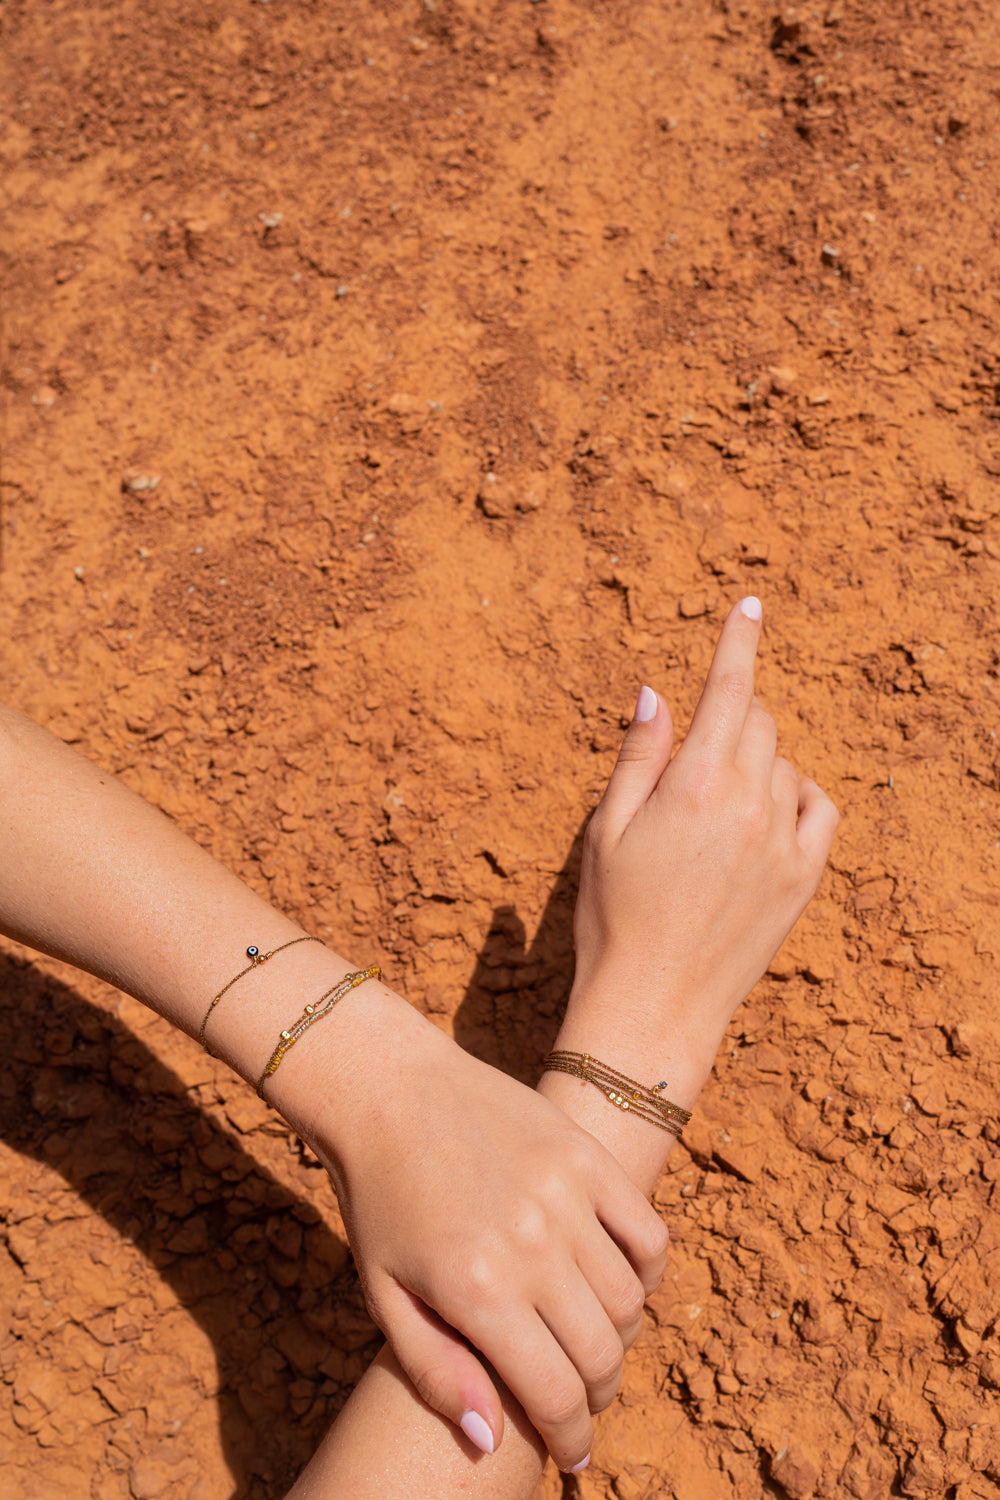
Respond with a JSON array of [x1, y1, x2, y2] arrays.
[[201, 944, 689, 1141], [200, 939, 381, 1100], [541, 1050, 691, 1139]]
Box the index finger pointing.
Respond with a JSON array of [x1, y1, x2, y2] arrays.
[[680, 596, 763, 762]]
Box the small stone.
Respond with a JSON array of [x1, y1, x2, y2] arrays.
[[768, 364, 798, 395], [128, 1460, 172, 1499], [477, 471, 545, 518], [949, 1021, 981, 1059], [770, 1446, 819, 1500], [122, 470, 161, 495], [679, 592, 708, 618]]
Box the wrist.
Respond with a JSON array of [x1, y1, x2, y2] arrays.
[[268, 979, 435, 1170], [557, 969, 729, 1113], [200, 935, 430, 1155]]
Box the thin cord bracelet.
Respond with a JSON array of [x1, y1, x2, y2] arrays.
[[540, 1050, 692, 1139], [200, 936, 323, 1054], [257, 964, 382, 1099]]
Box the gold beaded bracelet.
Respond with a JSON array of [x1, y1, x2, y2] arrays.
[[540, 1050, 691, 1139], [256, 964, 381, 1099], [200, 936, 324, 1054]]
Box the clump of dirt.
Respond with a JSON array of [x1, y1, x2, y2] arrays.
[[2, 2, 1000, 1497]]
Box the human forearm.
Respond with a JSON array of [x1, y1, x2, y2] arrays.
[[287, 1011, 695, 1498], [0, 702, 415, 1146], [0, 703, 670, 1469]]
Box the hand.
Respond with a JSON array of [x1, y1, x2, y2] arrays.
[[567, 597, 839, 1099], [304, 998, 670, 1472]]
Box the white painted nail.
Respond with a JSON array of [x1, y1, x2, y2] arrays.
[[740, 595, 763, 620], [569, 1452, 591, 1474], [634, 684, 657, 723], [460, 1410, 495, 1456]]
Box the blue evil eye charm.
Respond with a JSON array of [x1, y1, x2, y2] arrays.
[[247, 945, 260, 960]]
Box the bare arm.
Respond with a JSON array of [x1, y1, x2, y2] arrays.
[[287, 598, 839, 1496], [0, 702, 669, 1469]]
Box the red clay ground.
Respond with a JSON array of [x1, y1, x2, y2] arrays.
[[2, 2, 1000, 1497]]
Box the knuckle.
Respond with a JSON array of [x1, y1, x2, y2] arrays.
[[715, 667, 753, 707], [410, 1358, 457, 1417], [643, 1211, 671, 1262], [773, 757, 799, 792], [739, 792, 771, 835], [751, 699, 777, 734], [583, 1339, 625, 1398], [619, 1276, 647, 1327], [360, 1285, 389, 1335], [679, 765, 721, 815], [613, 737, 650, 767], [536, 1379, 587, 1435], [563, 1136, 601, 1184], [583, 808, 612, 856], [509, 1201, 551, 1255], [457, 1251, 502, 1305]]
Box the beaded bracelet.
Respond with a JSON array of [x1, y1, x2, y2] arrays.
[[540, 1050, 691, 1139], [200, 936, 323, 1054], [257, 965, 381, 1098]]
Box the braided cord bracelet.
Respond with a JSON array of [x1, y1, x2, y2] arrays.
[[541, 1050, 691, 1139]]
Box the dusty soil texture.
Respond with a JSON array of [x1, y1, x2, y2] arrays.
[[3, 1, 1000, 1497]]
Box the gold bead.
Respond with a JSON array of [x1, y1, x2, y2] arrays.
[[305, 1005, 315, 1015], [281, 1030, 291, 1040]]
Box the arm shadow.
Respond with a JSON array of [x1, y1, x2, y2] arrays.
[[451, 820, 587, 1086], [0, 818, 588, 1497], [0, 955, 380, 1499]]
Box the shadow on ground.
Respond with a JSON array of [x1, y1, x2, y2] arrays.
[[0, 825, 587, 1496]]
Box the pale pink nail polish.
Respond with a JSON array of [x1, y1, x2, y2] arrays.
[[634, 685, 657, 723], [740, 595, 763, 621], [569, 1452, 591, 1474], [460, 1410, 495, 1456]]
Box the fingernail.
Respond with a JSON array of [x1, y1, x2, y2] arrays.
[[740, 595, 763, 621], [634, 685, 657, 723], [569, 1453, 591, 1474], [460, 1410, 495, 1456]]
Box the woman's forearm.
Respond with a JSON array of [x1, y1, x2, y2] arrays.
[[0, 703, 675, 1471], [0, 703, 420, 1152]]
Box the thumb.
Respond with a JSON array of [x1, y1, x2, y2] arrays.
[[376, 1283, 505, 1457], [598, 685, 675, 830]]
